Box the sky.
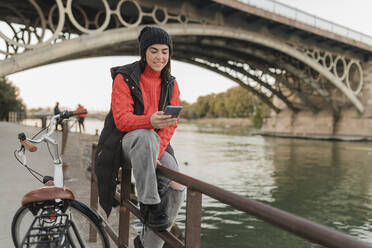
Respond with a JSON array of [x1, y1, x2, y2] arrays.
[[5, 0, 372, 112]]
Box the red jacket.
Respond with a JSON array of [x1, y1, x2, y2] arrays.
[[111, 65, 180, 158], [76, 105, 87, 118]]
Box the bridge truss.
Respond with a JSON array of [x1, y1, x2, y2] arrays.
[[0, 0, 368, 114]]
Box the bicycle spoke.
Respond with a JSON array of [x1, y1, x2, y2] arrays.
[[69, 220, 86, 248]]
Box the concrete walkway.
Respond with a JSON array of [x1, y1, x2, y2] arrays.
[[0, 122, 136, 248], [0, 122, 58, 247]]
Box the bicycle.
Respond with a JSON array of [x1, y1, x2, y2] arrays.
[[11, 110, 110, 248]]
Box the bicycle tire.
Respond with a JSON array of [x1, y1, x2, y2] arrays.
[[11, 200, 110, 248]]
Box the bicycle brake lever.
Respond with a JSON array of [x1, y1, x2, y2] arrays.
[[15, 147, 27, 165], [18, 132, 26, 141], [17, 133, 26, 153]]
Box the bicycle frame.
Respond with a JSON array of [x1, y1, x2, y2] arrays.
[[17, 114, 66, 187], [12, 108, 111, 248]]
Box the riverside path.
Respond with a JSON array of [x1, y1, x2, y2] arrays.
[[0, 122, 57, 247], [0, 121, 128, 248]]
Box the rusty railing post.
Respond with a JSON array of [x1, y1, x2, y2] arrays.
[[61, 120, 68, 155], [185, 188, 202, 248], [89, 143, 99, 242], [119, 168, 132, 247]]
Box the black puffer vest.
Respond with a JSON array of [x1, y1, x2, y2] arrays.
[[95, 61, 175, 217]]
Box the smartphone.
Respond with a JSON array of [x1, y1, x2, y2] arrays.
[[164, 105, 183, 118]]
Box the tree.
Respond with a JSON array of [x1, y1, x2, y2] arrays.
[[180, 100, 194, 119], [195, 94, 215, 118], [213, 93, 228, 117], [0, 77, 26, 121], [179, 85, 270, 128], [251, 101, 270, 128]]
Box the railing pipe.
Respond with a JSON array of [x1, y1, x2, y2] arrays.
[[90, 145, 184, 248], [238, 0, 372, 46], [157, 165, 372, 248], [89, 144, 99, 242], [89, 143, 372, 248], [185, 188, 202, 248], [61, 121, 68, 155], [119, 168, 131, 248], [114, 193, 185, 248]]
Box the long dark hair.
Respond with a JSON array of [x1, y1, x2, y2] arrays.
[[139, 48, 171, 80]]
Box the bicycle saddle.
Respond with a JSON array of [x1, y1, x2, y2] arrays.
[[22, 186, 75, 206]]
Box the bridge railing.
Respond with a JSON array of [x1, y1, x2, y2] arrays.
[[89, 144, 372, 248], [239, 0, 372, 46]]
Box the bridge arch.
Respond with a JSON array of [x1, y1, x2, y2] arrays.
[[0, 23, 364, 113]]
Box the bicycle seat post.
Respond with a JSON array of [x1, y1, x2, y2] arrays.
[[47, 116, 64, 188], [53, 158, 64, 188]]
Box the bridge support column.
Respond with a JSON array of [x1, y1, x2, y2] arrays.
[[260, 60, 372, 141], [261, 109, 338, 140]]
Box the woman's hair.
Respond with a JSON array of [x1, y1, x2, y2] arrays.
[[139, 49, 171, 80]]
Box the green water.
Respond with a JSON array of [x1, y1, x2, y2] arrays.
[[171, 124, 372, 247]]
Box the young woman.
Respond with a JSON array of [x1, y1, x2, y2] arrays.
[[95, 26, 185, 248]]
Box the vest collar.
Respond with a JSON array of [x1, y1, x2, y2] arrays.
[[111, 60, 176, 87], [128, 61, 142, 87]]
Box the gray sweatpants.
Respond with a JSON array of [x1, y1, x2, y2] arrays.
[[122, 129, 185, 248]]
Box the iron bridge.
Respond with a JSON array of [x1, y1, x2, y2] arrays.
[[1, 0, 372, 116]]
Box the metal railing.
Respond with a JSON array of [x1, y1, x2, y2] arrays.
[[8, 111, 26, 122], [238, 0, 372, 46], [90, 144, 372, 248]]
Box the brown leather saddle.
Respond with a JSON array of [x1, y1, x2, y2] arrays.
[[22, 185, 75, 206]]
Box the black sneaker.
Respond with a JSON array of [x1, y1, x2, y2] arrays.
[[134, 235, 144, 248], [140, 203, 171, 231]]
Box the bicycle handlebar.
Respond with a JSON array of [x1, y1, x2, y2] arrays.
[[15, 110, 88, 187], [18, 132, 37, 152], [22, 140, 38, 152], [17, 109, 88, 150], [59, 109, 87, 119]]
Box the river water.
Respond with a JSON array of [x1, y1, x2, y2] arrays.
[[23, 118, 372, 247], [171, 125, 372, 247]]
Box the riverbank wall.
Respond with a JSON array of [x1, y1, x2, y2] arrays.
[[180, 117, 252, 127], [260, 108, 372, 141], [181, 114, 372, 141], [260, 60, 372, 141]]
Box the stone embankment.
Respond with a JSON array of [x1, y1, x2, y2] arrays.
[[181, 117, 253, 127]]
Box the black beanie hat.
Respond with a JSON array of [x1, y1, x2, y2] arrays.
[[138, 26, 173, 55]]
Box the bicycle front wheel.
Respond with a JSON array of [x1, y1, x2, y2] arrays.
[[11, 200, 110, 248]]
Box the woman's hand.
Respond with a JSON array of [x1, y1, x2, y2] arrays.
[[150, 111, 177, 129]]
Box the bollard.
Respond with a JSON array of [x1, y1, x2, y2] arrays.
[[41, 116, 47, 128]]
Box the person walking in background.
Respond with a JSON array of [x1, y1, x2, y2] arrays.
[[76, 104, 86, 133], [95, 26, 185, 248], [53, 101, 63, 131]]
